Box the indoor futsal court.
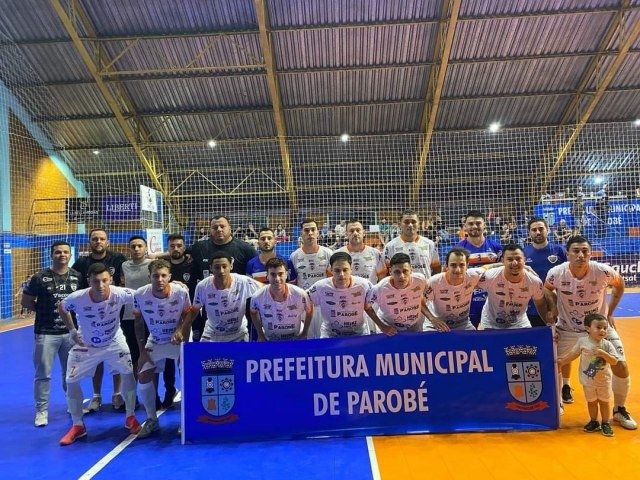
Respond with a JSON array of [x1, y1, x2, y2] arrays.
[[1, 1, 640, 479]]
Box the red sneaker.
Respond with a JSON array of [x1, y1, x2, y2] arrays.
[[60, 424, 87, 446], [125, 415, 141, 434]]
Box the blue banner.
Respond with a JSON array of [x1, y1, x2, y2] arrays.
[[182, 328, 559, 443], [102, 195, 140, 221], [534, 199, 640, 230]]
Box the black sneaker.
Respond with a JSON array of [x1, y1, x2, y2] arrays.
[[162, 388, 177, 409], [583, 420, 601, 433], [601, 422, 614, 437], [561, 385, 574, 404]]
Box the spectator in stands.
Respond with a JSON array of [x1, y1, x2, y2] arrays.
[[274, 223, 288, 242], [334, 220, 347, 245], [573, 191, 585, 234], [389, 221, 400, 240], [378, 218, 390, 244], [500, 223, 513, 245], [554, 219, 573, 244]]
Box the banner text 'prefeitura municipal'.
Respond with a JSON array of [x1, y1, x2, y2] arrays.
[[181, 328, 559, 443]]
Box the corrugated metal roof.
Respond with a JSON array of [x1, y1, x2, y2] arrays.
[[273, 24, 438, 70], [83, 0, 258, 34], [460, 0, 621, 17], [279, 67, 428, 106], [267, 0, 440, 27]]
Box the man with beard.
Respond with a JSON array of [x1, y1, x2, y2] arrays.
[[455, 211, 503, 327], [290, 218, 334, 339], [22, 241, 82, 427], [477, 243, 547, 329], [545, 235, 636, 430], [161, 233, 198, 407], [246, 227, 296, 284], [190, 216, 256, 279], [383, 210, 441, 279], [523, 217, 566, 328], [336, 220, 386, 283], [71, 228, 126, 412]]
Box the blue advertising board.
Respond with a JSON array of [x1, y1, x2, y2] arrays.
[[182, 328, 559, 443], [534, 199, 640, 231]]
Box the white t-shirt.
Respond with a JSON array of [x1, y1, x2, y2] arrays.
[[336, 245, 386, 283], [575, 336, 618, 387], [308, 276, 373, 337], [290, 246, 333, 289], [546, 261, 620, 333], [133, 283, 191, 345], [250, 284, 312, 340], [61, 286, 135, 347], [425, 269, 484, 329], [478, 267, 544, 329], [366, 273, 427, 330], [383, 236, 438, 278], [193, 274, 261, 338]]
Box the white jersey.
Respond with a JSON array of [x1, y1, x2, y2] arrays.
[[425, 269, 484, 329], [336, 245, 386, 283], [383, 236, 438, 278], [290, 246, 333, 290], [546, 261, 620, 333], [133, 283, 191, 345], [61, 286, 135, 347], [193, 274, 261, 339], [250, 284, 312, 340], [575, 336, 617, 387], [308, 276, 372, 337], [366, 273, 427, 330], [478, 267, 544, 329]]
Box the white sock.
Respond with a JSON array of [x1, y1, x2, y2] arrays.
[[612, 374, 630, 409], [140, 381, 158, 420]]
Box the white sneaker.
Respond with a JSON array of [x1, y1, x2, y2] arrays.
[[613, 407, 638, 430], [34, 411, 48, 427], [84, 395, 102, 413]]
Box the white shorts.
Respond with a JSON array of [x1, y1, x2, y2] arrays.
[[66, 330, 132, 382], [201, 322, 247, 342], [557, 328, 626, 362], [139, 342, 181, 373], [583, 384, 612, 403]]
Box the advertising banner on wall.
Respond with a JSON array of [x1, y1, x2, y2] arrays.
[[146, 228, 164, 255], [182, 328, 558, 444], [65, 198, 101, 223], [102, 195, 140, 221]]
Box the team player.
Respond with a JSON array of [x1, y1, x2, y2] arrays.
[[57, 263, 141, 446], [71, 228, 126, 412], [184, 252, 262, 342], [308, 252, 396, 338], [477, 244, 547, 329], [524, 216, 567, 327], [246, 227, 296, 283], [383, 209, 441, 278], [423, 247, 484, 332], [336, 220, 387, 283], [250, 258, 313, 341], [22, 241, 82, 427], [545, 235, 636, 430], [456, 211, 503, 327], [133, 260, 191, 438], [557, 313, 619, 437], [163, 233, 197, 407], [290, 218, 334, 338], [366, 253, 428, 332]]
